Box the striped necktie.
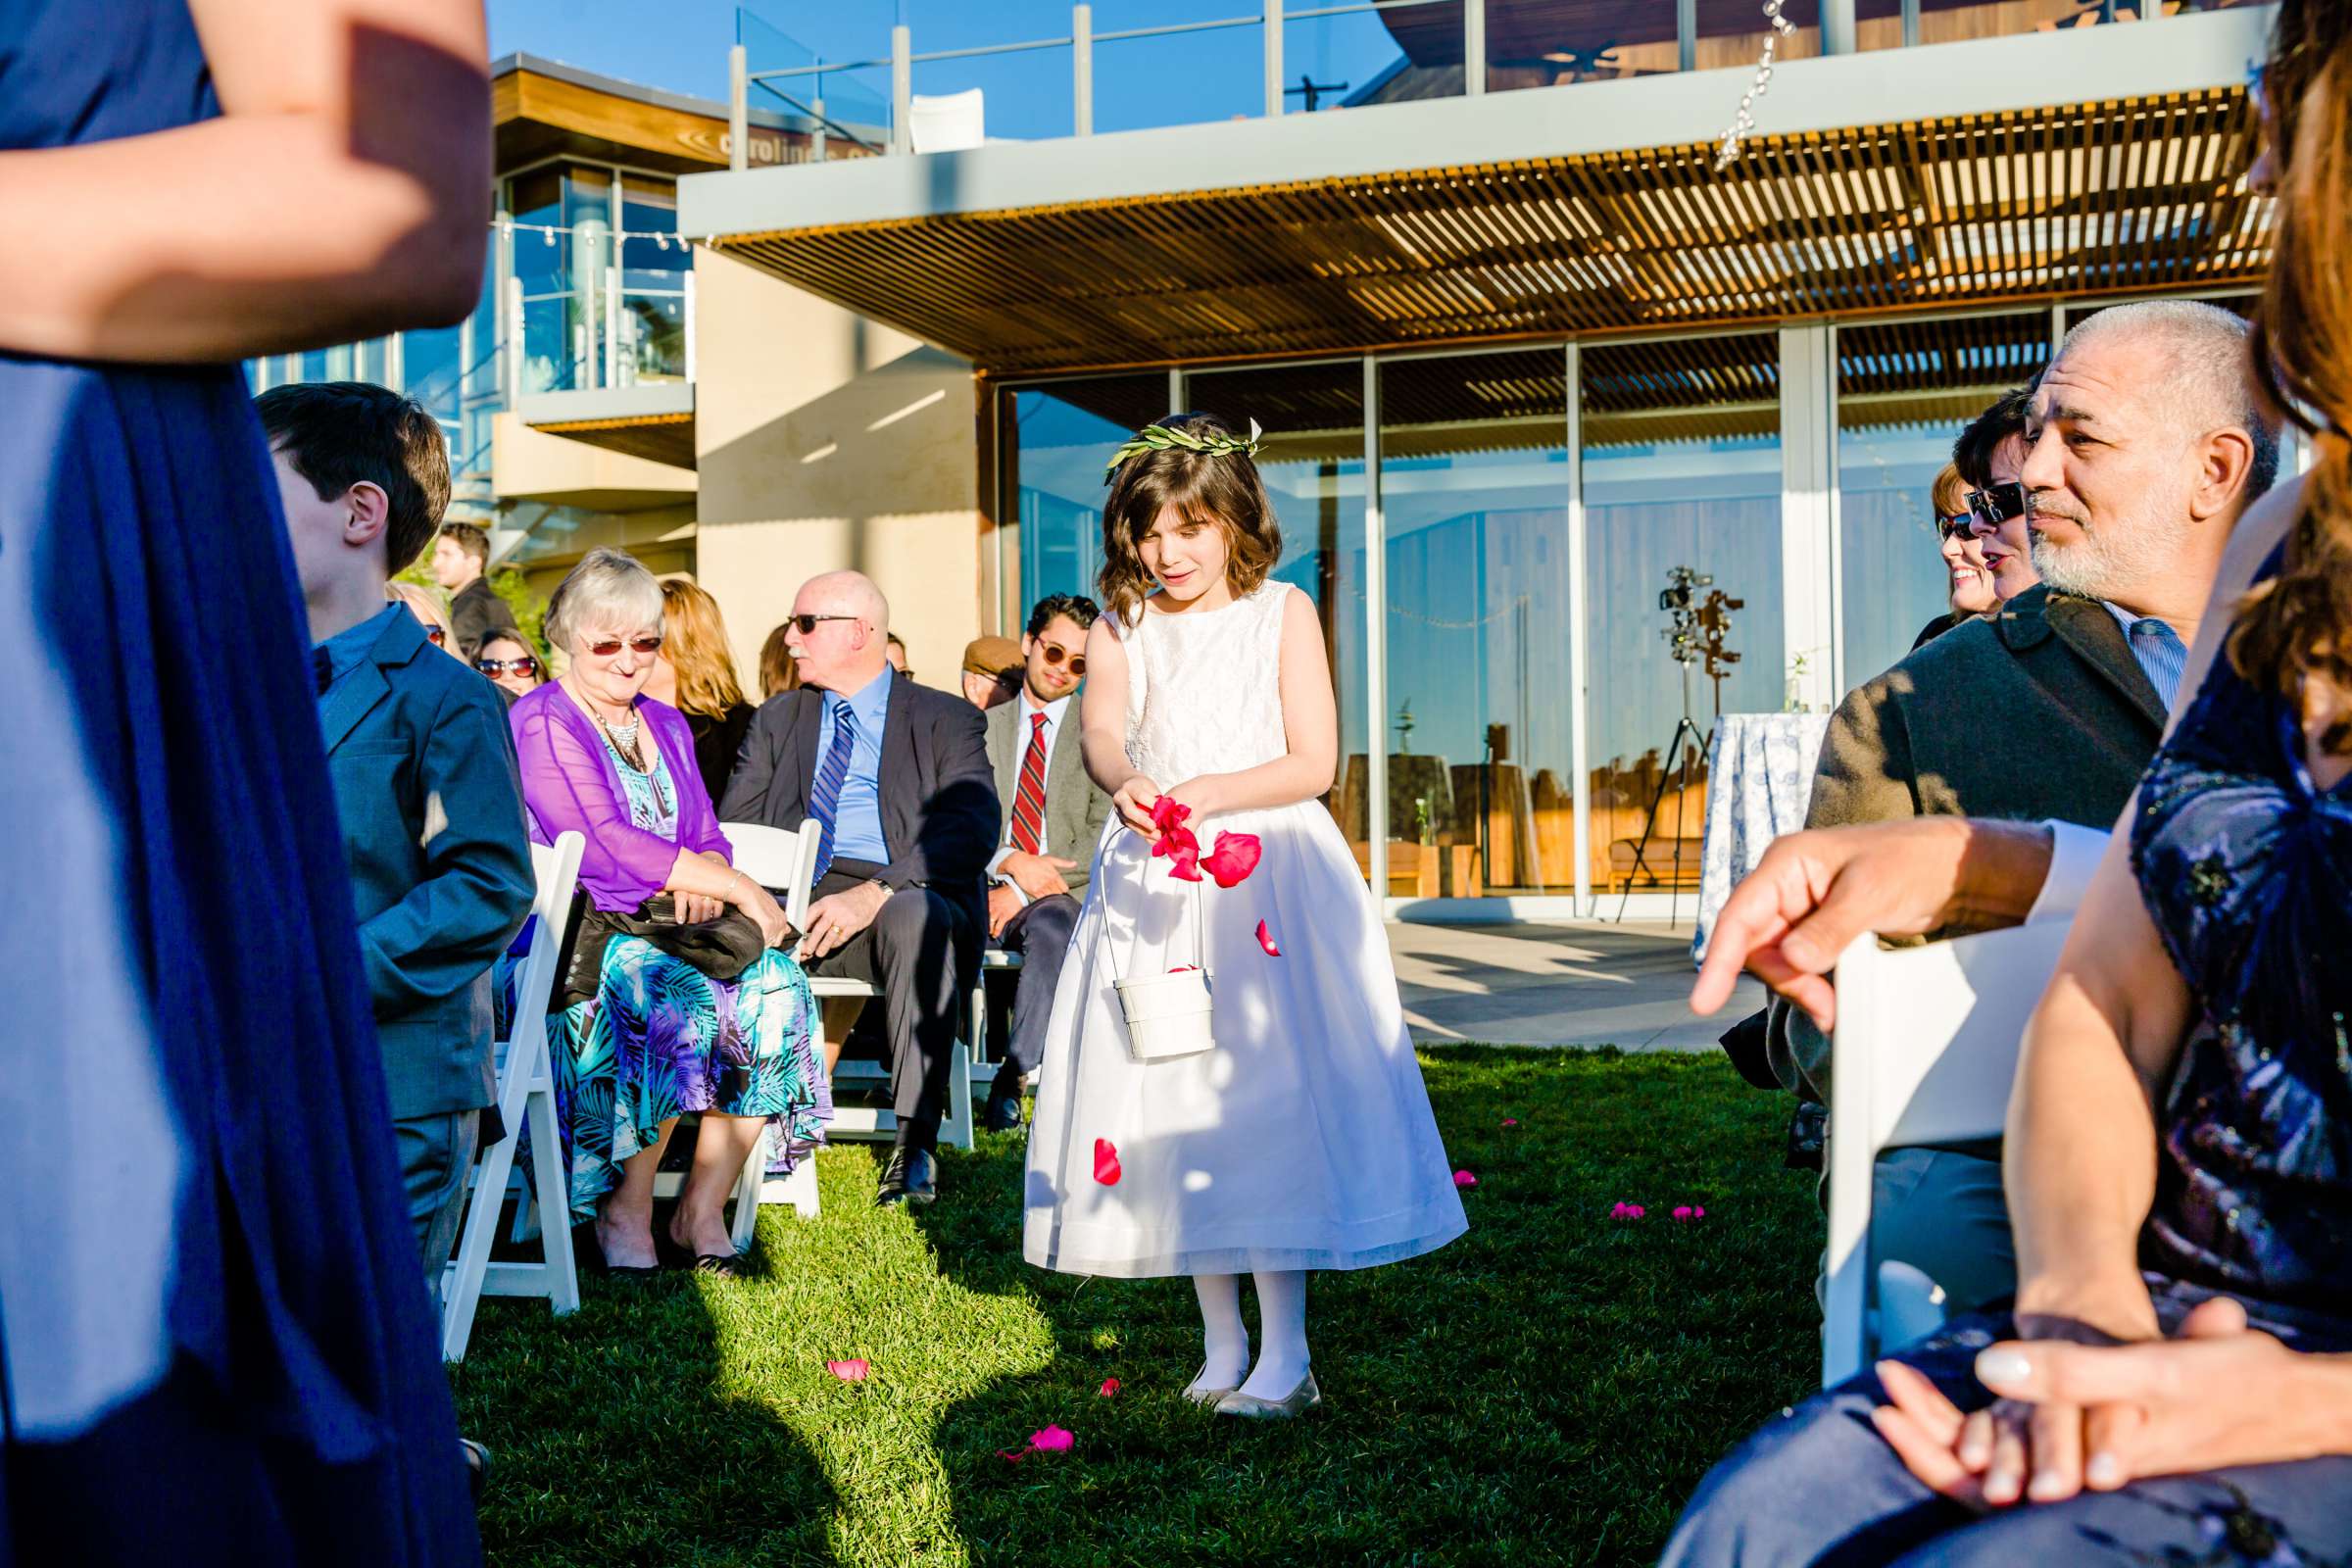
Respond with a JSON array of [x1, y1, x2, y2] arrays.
[[1011, 710, 1051, 856], [809, 702, 859, 881], [2127, 617, 2187, 711]]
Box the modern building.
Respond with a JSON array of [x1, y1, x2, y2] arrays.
[[279, 5, 2284, 922], [676, 0, 2280, 920]]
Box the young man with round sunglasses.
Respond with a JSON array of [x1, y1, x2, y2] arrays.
[[979, 594, 1114, 1132]]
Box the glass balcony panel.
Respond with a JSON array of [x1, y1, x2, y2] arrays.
[[1280, 6, 1456, 117], [739, 5, 895, 160], [1581, 332, 1785, 896], [1089, 0, 1263, 134], [1484, 0, 1684, 91]]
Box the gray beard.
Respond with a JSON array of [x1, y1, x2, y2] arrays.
[[2028, 509, 2191, 603]]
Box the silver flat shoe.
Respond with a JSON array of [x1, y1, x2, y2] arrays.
[[1181, 1363, 1241, 1405], [1213, 1369, 1322, 1420]]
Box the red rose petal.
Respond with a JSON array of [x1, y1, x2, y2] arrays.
[[1094, 1138, 1122, 1186], [1453, 1169, 1479, 1189], [1255, 919, 1282, 957], [1200, 832, 1262, 888], [1100, 1378, 1121, 1397], [1149, 796, 1192, 832]]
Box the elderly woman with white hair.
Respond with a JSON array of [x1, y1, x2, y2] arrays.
[[510, 548, 825, 1276]]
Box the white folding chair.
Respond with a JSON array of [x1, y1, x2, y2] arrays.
[[442, 830, 585, 1362], [908, 88, 985, 154], [758, 817, 978, 1154], [1822, 922, 2065, 1386]]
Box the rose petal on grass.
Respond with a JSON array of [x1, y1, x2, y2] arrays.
[[1255, 919, 1281, 957], [825, 1358, 871, 1382], [1094, 1139, 1122, 1186], [1099, 1378, 1121, 1398], [1452, 1169, 1479, 1189], [998, 1447, 1029, 1466], [1610, 1201, 1647, 1220], [1500, 1118, 1519, 1127], [1200, 832, 1262, 888], [1030, 1426, 1075, 1453]]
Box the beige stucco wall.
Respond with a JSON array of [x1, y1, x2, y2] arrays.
[[692, 247, 983, 697]]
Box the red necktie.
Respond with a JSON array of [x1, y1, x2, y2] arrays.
[[1011, 710, 1050, 856]]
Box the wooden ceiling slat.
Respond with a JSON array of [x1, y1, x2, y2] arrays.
[[710, 86, 2262, 375]]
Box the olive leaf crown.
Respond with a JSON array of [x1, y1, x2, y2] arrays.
[[1102, 416, 1263, 481]]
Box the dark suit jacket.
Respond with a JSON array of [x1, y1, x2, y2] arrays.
[[719, 674, 1000, 940], [1767, 584, 2168, 1102], [449, 574, 520, 662], [320, 608, 536, 1120], [984, 698, 1111, 898]]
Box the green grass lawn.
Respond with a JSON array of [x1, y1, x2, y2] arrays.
[[451, 1047, 1822, 1567]]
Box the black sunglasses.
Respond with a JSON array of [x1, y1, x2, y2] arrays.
[[789, 613, 861, 635], [1968, 482, 2031, 530], [475, 655, 541, 678], [1936, 511, 1975, 543]]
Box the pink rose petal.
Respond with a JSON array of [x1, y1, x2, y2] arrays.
[[998, 1446, 1029, 1466], [1156, 827, 1202, 881], [1453, 1169, 1479, 1189], [1099, 1378, 1121, 1398], [1149, 796, 1192, 833], [1030, 1425, 1075, 1453], [1200, 832, 1262, 888], [825, 1358, 871, 1382], [1500, 1118, 1519, 1127], [1094, 1138, 1122, 1186], [1255, 919, 1282, 957], [1610, 1201, 1647, 1220]]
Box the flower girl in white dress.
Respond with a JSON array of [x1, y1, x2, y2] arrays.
[[1023, 414, 1467, 1419]]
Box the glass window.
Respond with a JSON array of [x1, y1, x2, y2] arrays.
[[1187, 363, 1369, 871], [509, 166, 616, 393], [1836, 312, 2049, 686], [1003, 374, 1167, 612], [1378, 348, 1571, 899], [1581, 333, 1784, 895], [619, 174, 688, 384]]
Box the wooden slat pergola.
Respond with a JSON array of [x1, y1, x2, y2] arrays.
[[708, 84, 2266, 379]]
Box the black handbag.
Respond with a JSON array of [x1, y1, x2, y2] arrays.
[[555, 892, 768, 1009]]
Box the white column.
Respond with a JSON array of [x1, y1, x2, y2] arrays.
[[729, 45, 749, 172], [1823, 0, 1857, 54], [1565, 341, 1592, 913], [1264, 0, 1285, 119], [1167, 367, 1184, 416], [1073, 5, 1094, 136], [1362, 355, 1387, 906], [1779, 325, 1838, 714], [891, 24, 913, 155], [1464, 0, 1486, 96]]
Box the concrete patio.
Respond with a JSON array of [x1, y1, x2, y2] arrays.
[[1388, 919, 1765, 1052]]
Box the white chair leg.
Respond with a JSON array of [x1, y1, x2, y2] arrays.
[[942, 1040, 974, 1151], [523, 1075, 580, 1316], [729, 1124, 769, 1254], [440, 1119, 520, 1362], [785, 1154, 819, 1217]]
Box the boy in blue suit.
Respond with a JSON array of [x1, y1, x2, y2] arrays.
[[260, 382, 535, 1315]]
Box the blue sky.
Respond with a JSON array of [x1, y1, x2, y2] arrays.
[[489, 0, 1407, 140]]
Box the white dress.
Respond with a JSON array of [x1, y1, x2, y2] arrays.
[[1023, 580, 1469, 1278]]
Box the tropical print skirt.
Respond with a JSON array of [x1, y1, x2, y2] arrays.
[[549, 936, 828, 1222]]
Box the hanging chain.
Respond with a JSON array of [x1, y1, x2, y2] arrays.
[[1713, 0, 1800, 172]]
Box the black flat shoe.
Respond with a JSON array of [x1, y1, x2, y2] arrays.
[[577, 1222, 662, 1280], [874, 1146, 939, 1207], [690, 1251, 752, 1279], [981, 1093, 1025, 1133], [461, 1438, 491, 1503]]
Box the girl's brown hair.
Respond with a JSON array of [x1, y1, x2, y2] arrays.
[[759, 619, 801, 700], [1929, 463, 1969, 525], [658, 577, 749, 719], [2232, 1, 2352, 752], [1098, 413, 1282, 625]]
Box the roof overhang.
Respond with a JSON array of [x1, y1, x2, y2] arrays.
[[516, 382, 697, 471], [680, 7, 2273, 375]]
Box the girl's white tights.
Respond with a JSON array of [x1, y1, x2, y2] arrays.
[[1189, 1271, 1312, 1399]]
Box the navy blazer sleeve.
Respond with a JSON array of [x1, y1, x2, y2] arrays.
[[881, 693, 999, 893], [357, 675, 535, 1016], [719, 694, 793, 827]]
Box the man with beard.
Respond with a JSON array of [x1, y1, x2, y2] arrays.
[[1764, 299, 2278, 1317]]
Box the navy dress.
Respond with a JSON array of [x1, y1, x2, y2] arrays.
[[0, 4, 479, 1560], [1663, 551, 2352, 1567]]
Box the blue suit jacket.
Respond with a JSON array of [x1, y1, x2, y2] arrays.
[[319, 608, 535, 1120]]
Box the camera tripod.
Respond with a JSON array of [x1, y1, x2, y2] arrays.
[[1613, 660, 1710, 926]]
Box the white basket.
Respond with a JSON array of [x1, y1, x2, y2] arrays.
[[1114, 966, 1215, 1062]]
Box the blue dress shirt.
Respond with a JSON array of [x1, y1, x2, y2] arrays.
[[815, 663, 893, 867], [315, 604, 403, 706], [2102, 603, 2188, 711]]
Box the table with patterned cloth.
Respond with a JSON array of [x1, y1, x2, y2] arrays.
[[1690, 712, 1833, 968]]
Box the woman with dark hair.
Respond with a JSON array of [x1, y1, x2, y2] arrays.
[[1912, 462, 1997, 649], [0, 0, 492, 1555], [1664, 6, 2352, 1560], [474, 628, 544, 699]]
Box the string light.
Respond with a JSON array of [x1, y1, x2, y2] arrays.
[[501, 220, 695, 247], [1713, 0, 1798, 172]]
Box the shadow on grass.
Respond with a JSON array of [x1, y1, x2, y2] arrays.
[[447, 1208, 843, 1568], [913, 1047, 1823, 1568]]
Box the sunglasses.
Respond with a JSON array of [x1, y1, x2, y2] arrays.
[[475, 655, 541, 678], [1038, 644, 1086, 677], [789, 613, 860, 635], [1936, 511, 1975, 543], [585, 634, 662, 658], [1968, 482, 2031, 529]]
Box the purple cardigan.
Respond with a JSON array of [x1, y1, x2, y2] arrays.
[[510, 681, 731, 911]]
